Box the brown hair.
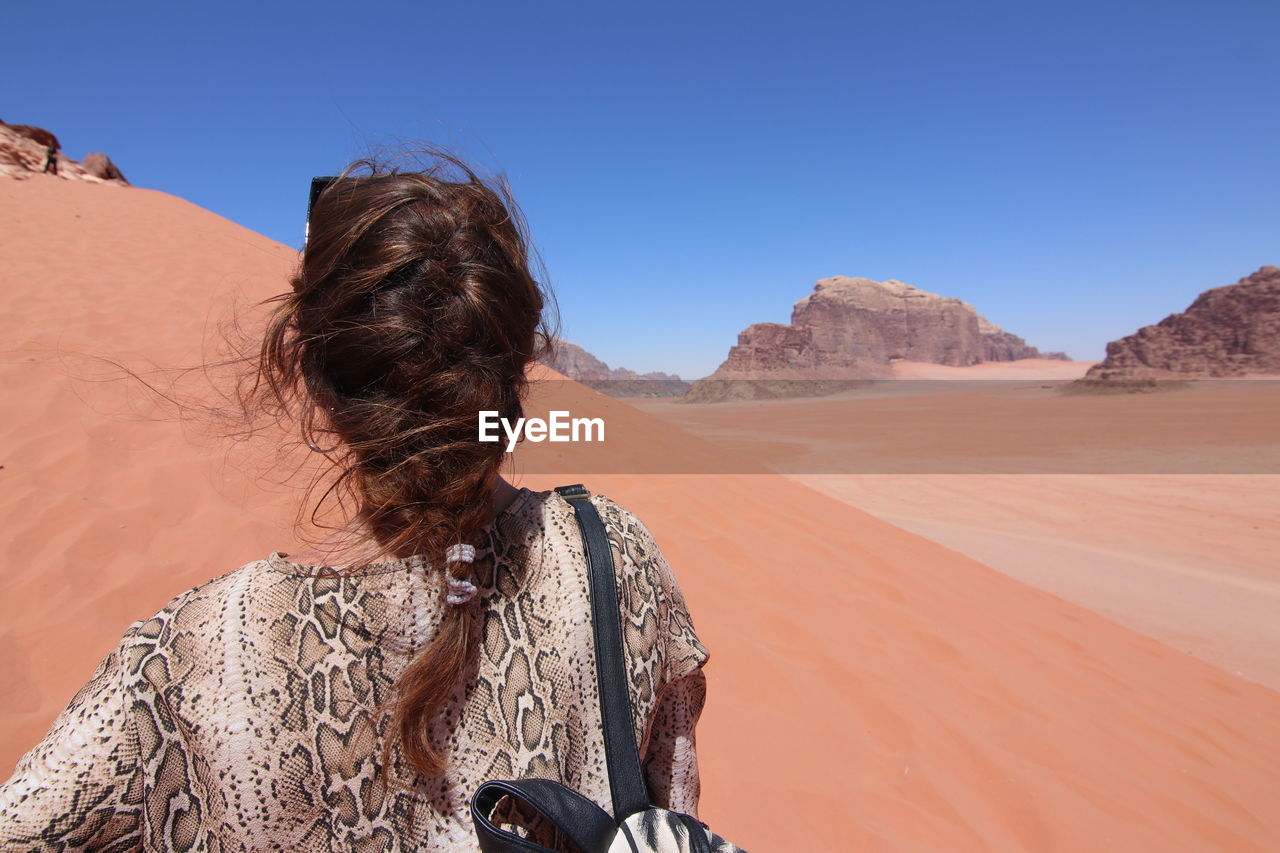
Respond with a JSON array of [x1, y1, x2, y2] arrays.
[[251, 151, 554, 777]]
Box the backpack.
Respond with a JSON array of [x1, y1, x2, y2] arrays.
[[470, 485, 748, 852]]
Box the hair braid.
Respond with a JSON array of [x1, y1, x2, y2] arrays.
[[252, 151, 554, 776]]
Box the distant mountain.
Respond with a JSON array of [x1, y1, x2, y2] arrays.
[[1081, 266, 1280, 381], [542, 340, 690, 398], [974, 313, 1069, 363], [687, 276, 1067, 401]]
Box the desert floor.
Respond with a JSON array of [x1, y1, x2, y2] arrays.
[[788, 472, 1280, 689], [634, 373, 1280, 691]]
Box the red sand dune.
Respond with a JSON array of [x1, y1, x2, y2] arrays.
[[785, 473, 1280, 691], [3, 175, 1280, 850], [890, 359, 1095, 380]]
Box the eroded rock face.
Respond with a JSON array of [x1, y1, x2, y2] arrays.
[[545, 340, 613, 380], [543, 340, 689, 397], [81, 152, 128, 184], [0, 123, 128, 185], [1083, 266, 1280, 380], [686, 276, 1069, 400], [977, 315, 1068, 362], [800, 277, 987, 369], [711, 278, 979, 381], [715, 322, 820, 376], [0, 122, 60, 151], [705, 276, 1064, 381]]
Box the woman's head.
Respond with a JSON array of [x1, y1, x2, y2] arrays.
[[254, 151, 554, 776], [261, 154, 552, 559]]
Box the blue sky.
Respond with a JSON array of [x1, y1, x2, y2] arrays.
[[8, 0, 1278, 377]]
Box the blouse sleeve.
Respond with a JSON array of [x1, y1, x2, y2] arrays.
[[641, 666, 708, 818], [626, 510, 711, 819], [0, 623, 144, 852]]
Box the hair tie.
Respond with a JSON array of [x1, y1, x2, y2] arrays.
[[444, 544, 478, 605], [445, 544, 476, 563]]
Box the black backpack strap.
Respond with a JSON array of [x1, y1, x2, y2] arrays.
[[555, 484, 652, 820]]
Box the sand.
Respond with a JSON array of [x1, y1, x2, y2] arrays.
[[636, 378, 1280, 686], [0, 175, 307, 767], [890, 359, 1096, 380], [639, 376, 1280, 474], [787, 474, 1280, 690], [4, 174, 1280, 850]]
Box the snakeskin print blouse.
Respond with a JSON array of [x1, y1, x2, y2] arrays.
[[0, 488, 711, 851]]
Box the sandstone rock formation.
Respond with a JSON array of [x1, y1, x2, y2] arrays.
[[687, 276, 1067, 400], [976, 314, 1069, 362], [0, 122, 128, 185], [81, 152, 128, 183], [1082, 266, 1280, 381], [0, 121, 61, 151], [543, 340, 690, 397], [545, 340, 613, 380]]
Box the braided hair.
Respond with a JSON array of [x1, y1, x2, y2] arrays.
[[253, 152, 554, 776]]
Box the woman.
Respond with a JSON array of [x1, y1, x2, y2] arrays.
[[0, 155, 711, 850]]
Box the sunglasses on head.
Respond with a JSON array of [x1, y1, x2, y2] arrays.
[[305, 174, 382, 242], [305, 176, 339, 244]]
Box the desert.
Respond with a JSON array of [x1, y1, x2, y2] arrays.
[[4, 167, 1280, 850]]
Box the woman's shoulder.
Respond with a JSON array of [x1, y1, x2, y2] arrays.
[[588, 492, 665, 565], [537, 485, 649, 539], [545, 486, 711, 675], [117, 557, 299, 659], [152, 555, 279, 614], [536, 486, 666, 574]]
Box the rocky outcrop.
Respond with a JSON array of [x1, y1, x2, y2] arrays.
[[0, 122, 128, 185], [0, 122, 60, 151], [805, 277, 984, 370], [545, 340, 612, 380], [1082, 266, 1280, 381], [976, 314, 1069, 362], [711, 278, 979, 380], [81, 152, 128, 183], [687, 276, 1067, 400], [544, 340, 690, 397], [710, 322, 822, 376]]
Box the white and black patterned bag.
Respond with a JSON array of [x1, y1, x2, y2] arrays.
[[470, 485, 748, 853]]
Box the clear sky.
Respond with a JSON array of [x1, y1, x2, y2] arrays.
[[8, 0, 1278, 377]]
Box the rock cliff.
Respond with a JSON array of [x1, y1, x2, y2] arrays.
[[1082, 266, 1280, 381], [81, 152, 128, 183], [544, 340, 690, 397], [976, 314, 1069, 362], [687, 276, 1066, 400]]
